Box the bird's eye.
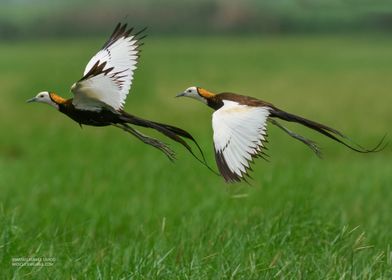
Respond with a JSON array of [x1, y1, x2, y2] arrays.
[[40, 95, 44, 98], [187, 89, 192, 93]]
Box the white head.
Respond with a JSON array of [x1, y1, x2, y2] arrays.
[[27, 91, 59, 109], [176, 86, 215, 104]]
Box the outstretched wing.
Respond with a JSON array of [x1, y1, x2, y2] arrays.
[[212, 101, 270, 183], [71, 23, 145, 111]]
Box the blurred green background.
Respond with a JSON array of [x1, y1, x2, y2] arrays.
[[2, 0, 392, 38], [0, 0, 391, 278]]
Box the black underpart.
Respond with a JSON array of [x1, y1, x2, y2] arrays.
[[59, 103, 119, 126], [269, 107, 387, 153], [120, 112, 219, 175]]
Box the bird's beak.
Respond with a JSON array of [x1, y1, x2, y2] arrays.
[[26, 97, 37, 103], [176, 92, 185, 98]]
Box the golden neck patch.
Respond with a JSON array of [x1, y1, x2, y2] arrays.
[[49, 93, 67, 105], [197, 87, 216, 99]]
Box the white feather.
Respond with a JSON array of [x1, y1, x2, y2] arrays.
[[212, 100, 270, 178], [71, 24, 142, 111]]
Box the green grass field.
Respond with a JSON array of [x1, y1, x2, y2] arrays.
[[0, 35, 391, 278]]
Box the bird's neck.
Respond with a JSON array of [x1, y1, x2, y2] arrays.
[[197, 87, 215, 99], [205, 96, 223, 110], [197, 88, 224, 110], [49, 93, 67, 106]]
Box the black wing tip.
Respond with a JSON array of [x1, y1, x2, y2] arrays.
[[134, 27, 148, 37], [215, 150, 241, 183], [79, 60, 114, 81], [215, 149, 263, 184], [80, 23, 147, 82], [215, 128, 270, 184], [114, 23, 147, 39], [103, 22, 148, 50]]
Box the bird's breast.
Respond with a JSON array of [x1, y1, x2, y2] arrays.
[[59, 104, 120, 126]]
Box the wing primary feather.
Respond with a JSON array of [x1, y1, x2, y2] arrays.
[[80, 61, 114, 82], [72, 23, 147, 111], [102, 23, 145, 51], [215, 149, 241, 183], [134, 27, 148, 38], [212, 104, 271, 183], [103, 23, 124, 49]]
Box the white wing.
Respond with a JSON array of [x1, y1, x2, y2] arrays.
[[212, 100, 270, 183], [71, 23, 145, 111]]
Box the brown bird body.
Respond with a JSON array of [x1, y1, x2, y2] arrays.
[[177, 86, 386, 183], [31, 91, 207, 163], [27, 23, 211, 168], [52, 94, 121, 126]]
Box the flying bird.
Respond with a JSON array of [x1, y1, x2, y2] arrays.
[[177, 86, 386, 183], [27, 23, 208, 165]]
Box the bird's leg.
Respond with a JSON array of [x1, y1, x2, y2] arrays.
[[113, 123, 176, 161], [268, 118, 322, 158]]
